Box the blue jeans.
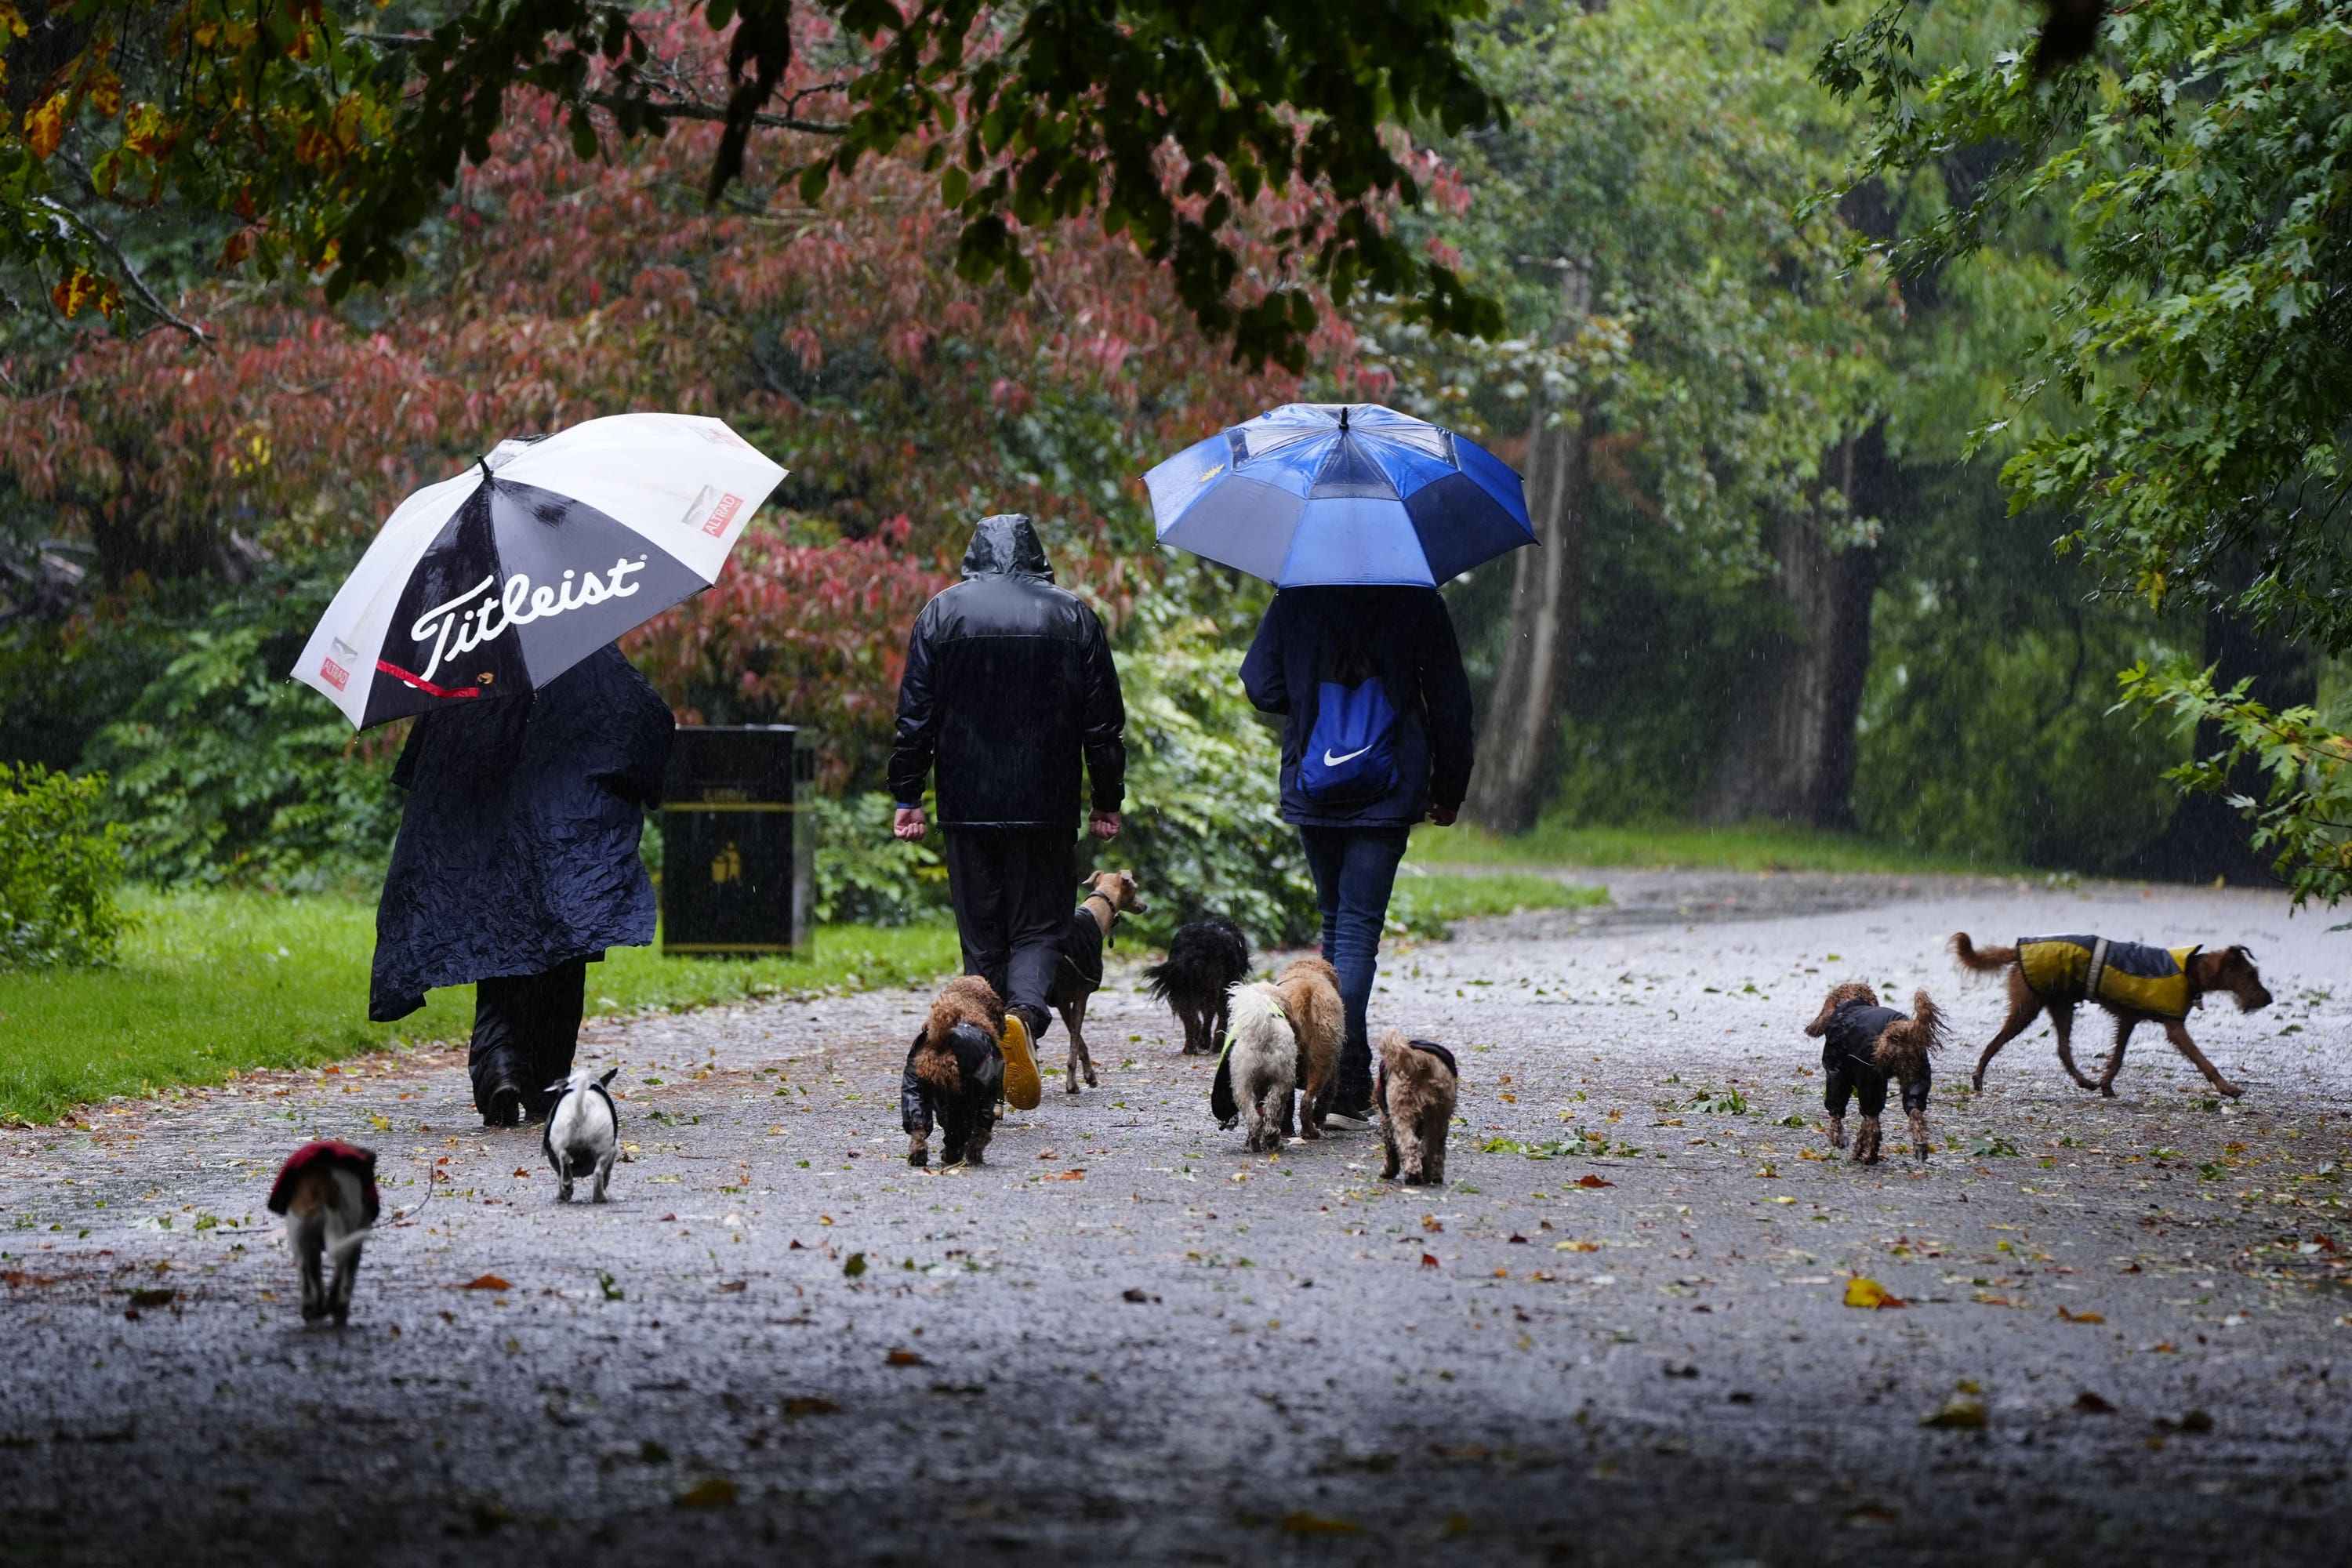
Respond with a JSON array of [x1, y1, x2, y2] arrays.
[[1296, 825, 1410, 1110]]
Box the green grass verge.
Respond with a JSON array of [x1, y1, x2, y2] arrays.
[[1387, 871, 1609, 938], [1407, 820, 2016, 877], [0, 889, 957, 1126]]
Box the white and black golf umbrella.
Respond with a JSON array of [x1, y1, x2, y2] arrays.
[[292, 413, 787, 729]]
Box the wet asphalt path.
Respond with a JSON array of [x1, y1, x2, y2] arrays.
[[3, 871, 2350, 1564]]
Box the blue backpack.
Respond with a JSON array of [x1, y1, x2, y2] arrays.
[[1299, 608, 1399, 804]]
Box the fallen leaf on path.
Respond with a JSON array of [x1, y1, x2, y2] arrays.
[[512, 1168, 528, 1178], [1122, 1288, 1157, 1303], [885, 1349, 927, 1367], [675, 1479, 737, 1508], [462, 1275, 511, 1291], [1421, 1254, 1439, 1269], [2075, 1392, 2116, 1414], [782, 1398, 839, 1418], [1555, 1240, 1600, 1252], [1577, 1174, 1613, 1189], [2056, 1306, 2105, 1324], [1279, 1512, 1362, 1535], [1052, 1170, 1085, 1181], [715, 1280, 746, 1294], [125, 1288, 174, 1308], [1921, 1396, 1987, 1429], [1422, 1216, 1443, 1232], [843, 1253, 866, 1278], [1844, 1277, 1904, 1309]]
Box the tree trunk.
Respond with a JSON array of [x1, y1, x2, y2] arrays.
[[1700, 431, 1888, 828], [1465, 265, 1592, 835]]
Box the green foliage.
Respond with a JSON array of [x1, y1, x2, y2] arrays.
[[0, 762, 127, 968], [2121, 663, 2352, 911], [0, 887, 956, 1124], [811, 790, 947, 927], [83, 597, 405, 891], [1819, 0, 2352, 900], [2, 0, 1500, 368], [1410, 818, 2013, 876], [1100, 606, 1317, 948]]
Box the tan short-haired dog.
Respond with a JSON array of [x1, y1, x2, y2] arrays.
[[1272, 956, 1343, 1139], [1376, 1029, 1458, 1186]]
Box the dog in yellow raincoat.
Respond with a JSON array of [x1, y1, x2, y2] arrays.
[[1950, 932, 2271, 1097]]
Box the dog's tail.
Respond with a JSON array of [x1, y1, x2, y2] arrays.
[[1875, 989, 1948, 1080], [1375, 1026, 1417, 1082], [1948, 932, 2016, 975], [1141, 956, 1178, 1004]]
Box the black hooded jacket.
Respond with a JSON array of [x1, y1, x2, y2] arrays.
[[369, 644, 672, 1021], [888, 515, 1126, 830]]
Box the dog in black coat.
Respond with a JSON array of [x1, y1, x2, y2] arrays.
[[1144, 915, 1252, 1055], [1802, 982, 1946, 1164], [901, 976, 1006, 1168]]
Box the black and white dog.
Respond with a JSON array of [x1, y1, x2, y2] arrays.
[[543, 1066, 620, 1202], [1145, 915, 1252, 1055]]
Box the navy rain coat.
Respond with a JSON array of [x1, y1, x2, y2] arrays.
[[370, 644, 673, 1022], [887, 514, 1125, 830], [1240, 586, 1474, 828]]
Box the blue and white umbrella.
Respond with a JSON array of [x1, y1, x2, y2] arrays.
[[1142, 402, 1533, 586]]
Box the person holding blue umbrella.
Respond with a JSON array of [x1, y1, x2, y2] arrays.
[[1145, 402, 1534, 1126]]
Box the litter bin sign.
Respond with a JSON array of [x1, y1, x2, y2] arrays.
[[660, 725, 815, 955]]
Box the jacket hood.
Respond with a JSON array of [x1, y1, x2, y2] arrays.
[[961, 514, 1054, 581]]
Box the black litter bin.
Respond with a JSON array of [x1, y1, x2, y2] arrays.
[[659, 726, 815, 955]]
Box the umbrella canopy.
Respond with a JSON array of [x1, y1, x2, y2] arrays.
[[292, 413, 786, 729], [1143, 402, 1533, 586]]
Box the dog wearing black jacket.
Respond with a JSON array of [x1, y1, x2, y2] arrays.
[[902, 976, 1007, 1168], [1803, 982, 1946, 1164], [1144, 915, 1252, 1055]]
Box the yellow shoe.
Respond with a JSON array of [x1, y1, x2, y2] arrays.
[[1000, 1012, 1042, 1112]]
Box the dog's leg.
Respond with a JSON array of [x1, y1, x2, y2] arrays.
[[1826, 1113, 1845, 1150], [1063, 996, 1095, 1091], [907, 1133, 929, 1169], [1906, 1108, 1931, 1163], [1421, 1122, 1446, 1187], [328, 1244, 359, 1327], [967, 1104, 996, 1166], [1970, 979, 2045, 1091], [1853, 1115, 1882, 1165], [593, 1149, 614, 1203], [2157, 1018, 2244, 1098], [296, 1224, 326, 1323], [2107, 1011, 2145, 1100], [557, 1150, 575, 1204], [2053, 1004, 2100, 1091]]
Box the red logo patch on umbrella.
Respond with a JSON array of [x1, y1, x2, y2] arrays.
[[703, 493, 743, 537], [319, 657, 350, 691]]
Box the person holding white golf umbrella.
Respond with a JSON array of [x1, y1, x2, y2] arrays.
[[294, 415, 787, 1126]]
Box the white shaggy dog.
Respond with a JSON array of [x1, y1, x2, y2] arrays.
[[543, 1066, 620, 1203], [1224, 982, 1297, 1154]]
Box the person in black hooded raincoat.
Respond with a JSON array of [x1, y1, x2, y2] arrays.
[[887, 514, 1125, 1111], [371, 643, 673, 1127]]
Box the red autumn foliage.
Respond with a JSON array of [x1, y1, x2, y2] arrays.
[[0, 15, 1395, 782]]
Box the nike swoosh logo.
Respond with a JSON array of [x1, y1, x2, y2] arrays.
[[1323, 744, 1375, 768]]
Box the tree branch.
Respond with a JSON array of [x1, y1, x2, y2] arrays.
[[39, 198, 212, 344], [586, 89, 847, 136]]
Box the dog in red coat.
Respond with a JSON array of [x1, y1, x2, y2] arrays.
[[267, 1141, 379, 1326]]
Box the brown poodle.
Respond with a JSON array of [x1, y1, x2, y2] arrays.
[[900, 976, 1006, 1167], [1272, 956, 1343, 1139], [1375, 1029, 1459, 1186], [1802, 982, 1945, 1164], [1951, 933, 2272, 1098]]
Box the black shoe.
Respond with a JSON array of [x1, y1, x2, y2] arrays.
[[484, 1082, 524, 1127]]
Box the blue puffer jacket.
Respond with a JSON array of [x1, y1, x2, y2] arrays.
[[1240, 586, 1475, 828]]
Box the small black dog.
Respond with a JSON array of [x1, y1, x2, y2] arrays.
[[1802, 982, 1945, 1164], [902, 977, 1006, 1168], [1145, 915, 1252, 1055]]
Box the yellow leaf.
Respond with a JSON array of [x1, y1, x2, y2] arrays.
[[24, 93, 66, 160], [1845, 1276, 1905, 1309], [674, 1479, 736, 1508], [50, 268, 97, 318], [0, 2, 27, 39]]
